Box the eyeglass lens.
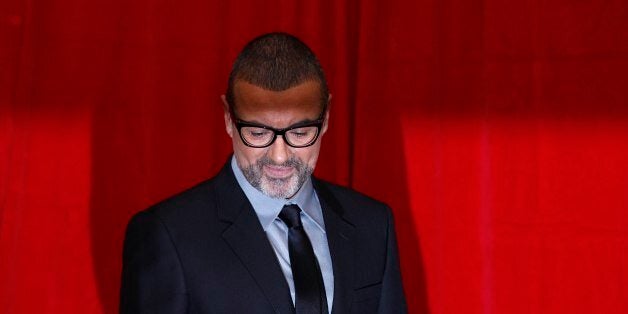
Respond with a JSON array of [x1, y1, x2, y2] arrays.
[[241, 126, 319, 147]]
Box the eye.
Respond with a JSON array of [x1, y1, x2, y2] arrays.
[[291, 131, 308, 137], [245, 128, 271, 138], [288, 128, 311, 138]]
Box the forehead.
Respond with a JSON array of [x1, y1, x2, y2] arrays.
[[233, 80, 323, 125]]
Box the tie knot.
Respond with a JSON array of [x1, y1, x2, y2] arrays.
[[278, 204, 302, 228]]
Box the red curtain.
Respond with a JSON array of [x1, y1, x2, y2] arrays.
[[2, 0, 627, 313]]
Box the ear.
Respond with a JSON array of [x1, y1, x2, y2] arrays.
[[221, 95, 234, 138], [321, 94, 332, 134]]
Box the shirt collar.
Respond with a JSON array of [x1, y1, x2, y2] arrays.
[[231, 156, 326, 233]]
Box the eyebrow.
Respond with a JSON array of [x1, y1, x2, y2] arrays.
[[236, 117, 322, 130]]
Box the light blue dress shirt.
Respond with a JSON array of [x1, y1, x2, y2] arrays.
[[231, 157, 334, 312]]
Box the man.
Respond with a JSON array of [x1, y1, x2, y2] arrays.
[[120, 32, 407, 313]]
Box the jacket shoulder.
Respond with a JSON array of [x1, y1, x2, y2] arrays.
[[313, 178, 392, 219], [146, 179, 216, 218], [135, 160, 242, 230]]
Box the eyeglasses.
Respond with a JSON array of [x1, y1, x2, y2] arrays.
[[233, 113, 325, 148]]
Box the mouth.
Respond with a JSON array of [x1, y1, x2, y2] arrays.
[[263, 165, 295, 179]]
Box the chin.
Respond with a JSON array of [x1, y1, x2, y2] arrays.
[[260, 175, 300, 199]]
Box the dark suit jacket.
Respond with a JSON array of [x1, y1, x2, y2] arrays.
[[120, 161, 407, 313]]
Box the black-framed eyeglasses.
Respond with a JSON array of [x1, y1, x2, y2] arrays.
[[232, 112, 326, 148]]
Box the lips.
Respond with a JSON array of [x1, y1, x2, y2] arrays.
[[263, 165, 295, 179]]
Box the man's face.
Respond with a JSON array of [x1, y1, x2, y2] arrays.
[[222, 80, 329, 199]]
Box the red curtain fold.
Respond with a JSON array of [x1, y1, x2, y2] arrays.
[[1, 0, 627, 313]]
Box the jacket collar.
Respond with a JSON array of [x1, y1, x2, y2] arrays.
[[213, 162, 295, 313], [312, 178, 356, 314], [213, 160, 356, 313]]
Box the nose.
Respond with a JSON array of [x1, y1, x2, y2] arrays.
[[267, 135, 290, 164]]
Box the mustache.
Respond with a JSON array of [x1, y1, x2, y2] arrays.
[[256, 155, 302, 168]]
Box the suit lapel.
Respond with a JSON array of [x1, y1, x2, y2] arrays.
[[314, 179, 356, 314], [213, 163, 295, 314]]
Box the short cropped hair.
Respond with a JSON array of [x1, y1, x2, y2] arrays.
[[226, 32, 329, 113]]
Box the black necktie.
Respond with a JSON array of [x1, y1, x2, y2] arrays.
[[279, 204, 327, 314]]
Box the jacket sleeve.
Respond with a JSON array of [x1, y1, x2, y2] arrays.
[[378, 207, 408, 313], [119, 211, 188, 314]]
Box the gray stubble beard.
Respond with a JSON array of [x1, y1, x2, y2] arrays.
[[240, 155, 313, 199]]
